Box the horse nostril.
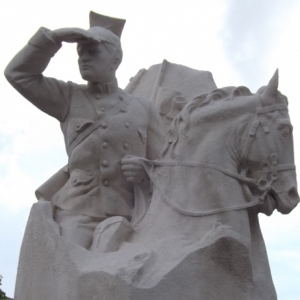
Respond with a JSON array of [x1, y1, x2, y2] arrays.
[[288, 187, 299, 200]]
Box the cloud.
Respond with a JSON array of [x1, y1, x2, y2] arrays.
[[221, 0, 298, 91]]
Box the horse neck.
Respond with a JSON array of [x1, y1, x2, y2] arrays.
[[195, 121, 240, 170], [200, 97, 258, 169], [165, 96, 258, 172]]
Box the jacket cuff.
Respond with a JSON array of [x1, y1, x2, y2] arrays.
[[28, 27, 62, 57]]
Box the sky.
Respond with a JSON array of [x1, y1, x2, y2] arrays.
[[0, 0, 300, 298]]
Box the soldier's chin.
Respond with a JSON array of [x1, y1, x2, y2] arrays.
[[80, 70, 95, 82]]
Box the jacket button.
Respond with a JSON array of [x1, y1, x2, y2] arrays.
[[95, 94, 102, 99], [101, 107, 105, 112], [102, 122, 107, 129], [125, 122, 129, 128], [103, 179, 109, 186], [123, 143, 129, 150], [102, 160, 109, 167], [102, 142, 108, 148]]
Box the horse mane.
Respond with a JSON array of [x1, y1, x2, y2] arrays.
[[162, 86, 253, 157]]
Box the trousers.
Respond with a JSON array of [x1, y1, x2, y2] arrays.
[[55, 208, 105, 249]]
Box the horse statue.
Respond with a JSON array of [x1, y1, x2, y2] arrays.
[[125, 70, 299, 299], [14, 71, 298, 300]]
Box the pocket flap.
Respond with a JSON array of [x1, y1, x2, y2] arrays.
[[71, 170, 93, 186], [75, 120, 94, 132]]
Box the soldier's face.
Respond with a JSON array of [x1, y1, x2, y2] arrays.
[[77, 42, 118, 83]]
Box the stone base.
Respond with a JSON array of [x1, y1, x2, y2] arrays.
[[14, 201, 277, 300]]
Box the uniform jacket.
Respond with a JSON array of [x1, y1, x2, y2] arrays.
[[5, 27, 164, 219]]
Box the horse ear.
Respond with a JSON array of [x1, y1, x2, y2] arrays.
[[261, 69, 279, 105]]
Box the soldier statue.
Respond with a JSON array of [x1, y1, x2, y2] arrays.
[[5, 12, 164, 250]]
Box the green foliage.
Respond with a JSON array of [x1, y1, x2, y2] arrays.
[[0, 275, 11, 300]]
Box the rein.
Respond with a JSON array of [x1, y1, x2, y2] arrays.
[[139, 158, 295, 217], [138, 99, 295, 217]]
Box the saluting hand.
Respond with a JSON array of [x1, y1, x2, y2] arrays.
[[50, 28, 101, 44]]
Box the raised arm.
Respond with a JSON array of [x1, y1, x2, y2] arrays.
[[4, 27, 100, 122]]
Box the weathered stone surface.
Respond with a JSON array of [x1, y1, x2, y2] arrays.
[[90, 216, 133, 253], [125, 59, 217, 131]]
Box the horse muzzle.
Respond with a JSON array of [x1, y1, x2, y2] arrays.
[[270, 186, 299, 214]]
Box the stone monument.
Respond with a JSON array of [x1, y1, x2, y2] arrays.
[[4, 11, 299, 300]]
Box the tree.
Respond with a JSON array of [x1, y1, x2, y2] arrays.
[[0, 275, 11, 300]]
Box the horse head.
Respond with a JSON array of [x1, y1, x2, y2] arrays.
[[240, 70, 299, 215]]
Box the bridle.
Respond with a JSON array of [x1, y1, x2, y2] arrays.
[[138, 97, 296, 217], [240, 97, 295, 203]]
